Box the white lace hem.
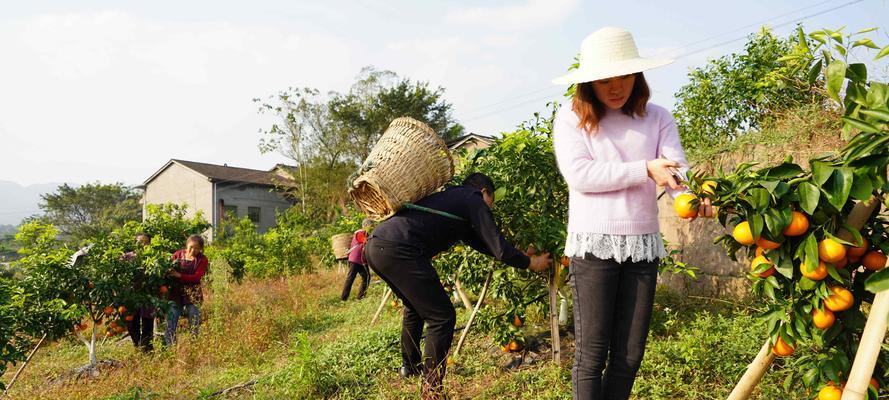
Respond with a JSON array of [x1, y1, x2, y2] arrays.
[[564, 232, 666, 263]]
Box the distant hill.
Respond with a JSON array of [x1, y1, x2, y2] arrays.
[[0, 180, 61, 225]]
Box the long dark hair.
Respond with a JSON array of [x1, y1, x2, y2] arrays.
[[571, 72, 651, 134]]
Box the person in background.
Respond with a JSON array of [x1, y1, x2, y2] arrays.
[[341, 219, 373, 301], [124, 233, 156, 352], [164, 234, 208, 345]]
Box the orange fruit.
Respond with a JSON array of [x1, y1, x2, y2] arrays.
[[755, 237, 781, 250], [733, 222, 755, 246], [771, 336, 794, 357], [390, 300, 398, 308], [870, 377, 879, 391], [847, 237, 869, 257], [117, 306, 127, 315], [507, 340, 523, 352], [833, 257, 848, 270], [446, 357, 455, 366], [862, 250, 887, 271], [782, 211, 810, 237], [125, 315, 134, 322], [500, 344, 509, 353], [818, 239, 847, 263], [818, 384, 842, 400], [755, 247, 766, 257], [159, 285, 169, 295], [560, 256, 569, 267], [812, 308, 835, 330], [751, 256, 775, 278], [802, 261, 828, 281], [103, 306, 114, 316], [849, 254, 862, 264], [824, 286, 854, 312], [512, 315, 523, 327], [674, 193, 698, 219], [701, 180, 717, 196]]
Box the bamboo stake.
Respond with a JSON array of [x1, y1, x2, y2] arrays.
[[841, 195, 885, 400], [453, 277, 473, 311], [727, 197, 879, 399], [370, 288, 393, 325], [843, 290, 889, 400], [3, 333, 47, 395], [548, 262, 561, 365], [726, 339, 775, 400], [453, 271, 492, 357]]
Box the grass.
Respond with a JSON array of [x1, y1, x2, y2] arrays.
[[2, 267, 813, 399]]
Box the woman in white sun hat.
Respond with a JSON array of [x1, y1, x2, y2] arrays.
[[552, 27, 712, 400]]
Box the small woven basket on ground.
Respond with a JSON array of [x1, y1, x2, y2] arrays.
[[331, 233, 353, 260], [349, 117, 454, 221]]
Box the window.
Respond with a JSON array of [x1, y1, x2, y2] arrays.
[[223, 205, 238, 219], [248, 207, 261, 224]]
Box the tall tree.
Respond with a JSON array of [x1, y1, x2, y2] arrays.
[[256, 66, 464, 222], [38, 182, 141, 244]]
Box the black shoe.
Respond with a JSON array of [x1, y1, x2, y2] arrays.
[[399, 365, 422, 378]]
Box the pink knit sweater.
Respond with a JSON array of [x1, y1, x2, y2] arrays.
[[552, 102, 689, 236]]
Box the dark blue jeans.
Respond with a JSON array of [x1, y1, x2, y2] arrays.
[[569, 254, 658, 400]]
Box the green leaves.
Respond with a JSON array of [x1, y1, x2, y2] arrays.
[[865, 268, 889, 293], [797, 182, 820, 215], [825, 59, 847, 103], [820, 168, 854, 210]]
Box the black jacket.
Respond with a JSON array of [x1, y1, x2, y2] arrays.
[[371, 186, 530, 269]]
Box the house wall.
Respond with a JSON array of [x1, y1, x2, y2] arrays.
[[216, 183, 293, 233], [142, 163, 214, 239]]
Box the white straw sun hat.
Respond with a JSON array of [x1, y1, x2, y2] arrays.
[[553, 27, 673, 85]]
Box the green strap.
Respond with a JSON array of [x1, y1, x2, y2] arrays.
[[402, 202, 466, 222]]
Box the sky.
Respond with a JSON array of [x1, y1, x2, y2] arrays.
[[0, 0, 886, 191]]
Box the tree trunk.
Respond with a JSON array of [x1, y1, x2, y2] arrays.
[[453, 271, 492, 357], [87, 325, 98, 367]]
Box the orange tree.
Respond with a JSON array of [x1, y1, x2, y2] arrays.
[[12, 203, 209, 368], [432, 104, 567, 351], [687, 27, 888, 397]]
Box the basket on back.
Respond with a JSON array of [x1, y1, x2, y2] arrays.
[[349, 117, 454, 221], [331, 233, 353, 260]]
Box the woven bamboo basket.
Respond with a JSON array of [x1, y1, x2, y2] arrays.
[[331, 233, 353, 260], [349, 117, 454, 221]]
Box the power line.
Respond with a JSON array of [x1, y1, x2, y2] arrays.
[[459, 0, 865, 124]]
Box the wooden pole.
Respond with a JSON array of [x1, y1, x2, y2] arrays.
[[843, 290, 889, 400], [727, 197, 879, 399], [370, 288, 392, 325], [548, 262, 561, 365], [726, 339, 776, 400], [3, 333, 47, 395], [453, 277, 473, 311], [453, 271, 492, 357]]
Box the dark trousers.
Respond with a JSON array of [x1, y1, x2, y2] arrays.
[[126, 312, 155, 352], [569, 254, 658, 400], [365, 237, 456, 387], [341, 261, 370, 300]]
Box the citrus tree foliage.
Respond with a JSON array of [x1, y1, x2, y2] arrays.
[[211, 206, 363, 279], [11, 203, 209, 367], [431, 103, 568, 346], [674, 27, 824, 161], [688, 27, 889, 394]]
